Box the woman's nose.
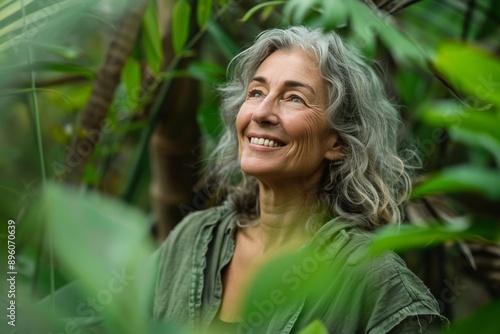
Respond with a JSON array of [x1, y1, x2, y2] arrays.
[[251, 96, 279, 125]]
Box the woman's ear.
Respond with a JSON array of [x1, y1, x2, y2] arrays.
[[324, 134, 343, 162]]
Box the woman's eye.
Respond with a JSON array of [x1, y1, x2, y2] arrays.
[[289, 96, 303, 103], [248, 90, 263, 98]]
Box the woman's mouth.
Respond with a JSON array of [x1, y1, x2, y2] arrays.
[[249, 137, 283, 148]]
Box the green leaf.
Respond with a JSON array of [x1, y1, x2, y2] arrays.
[[321, 0, 348, 30], [31, 42, 82, 59], [0, 62, 96, 79], [411, 165, 500, 201], [449, 127, 500, 166], [197, 0, 213, 29], [377, 21, 427, 67], [370, 223, 469, 255], [299, 320, 328, 334], [185, 61, 225, 82], [207, 22, 239, 60], [42, 183, 156, 334], [0, 0, 78, 54], [420, 101, 500, 146], [350, 1, 427, 67], [240, 236, 361, 328], [142, 0, 163, 74], [284, 0, 322, 23], [121, 57, 141, 110], [347, 2, 376, 50], [241, 1, 287, 22], [434, 41, 500, 107], [172, 0, 192, 55]]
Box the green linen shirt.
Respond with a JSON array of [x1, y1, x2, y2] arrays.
[[151, 203, 447, 333]]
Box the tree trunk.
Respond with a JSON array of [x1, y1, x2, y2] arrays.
[[150, 0, 202, 242], [62, 0, 148, 183]]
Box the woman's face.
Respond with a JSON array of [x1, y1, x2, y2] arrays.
[[236, 49, 341, 189]]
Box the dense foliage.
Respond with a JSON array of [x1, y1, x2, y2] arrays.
[[0, 0, 499, 333]]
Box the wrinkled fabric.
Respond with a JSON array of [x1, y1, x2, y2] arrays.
[[151, 204, 447, 333]]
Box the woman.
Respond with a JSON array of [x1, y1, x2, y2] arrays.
[[150, 26, 447, 333]]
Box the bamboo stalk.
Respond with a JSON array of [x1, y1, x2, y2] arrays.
[[19, 0, 52, 309]]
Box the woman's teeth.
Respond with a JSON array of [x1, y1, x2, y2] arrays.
[[250, 137, 280, 147]]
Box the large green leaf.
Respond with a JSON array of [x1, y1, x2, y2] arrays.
[[371, 223, 466, 255], [434, 41, 500, 107], [42, 183, 156, 334], [411, 165, 500, 201], [142, 0, 163, 74], [172, 0, 191, 55], [321, 0, 348, 30], [420, 101, 500, 151], [371, 220, 500, 255], [284, 0, 428, 66], [196, 0, 213, 29]]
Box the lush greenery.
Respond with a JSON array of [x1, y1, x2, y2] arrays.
[[0, 0, 499, 333]]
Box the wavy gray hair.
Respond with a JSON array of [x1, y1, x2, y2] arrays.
[[208, 26, 417, 230]]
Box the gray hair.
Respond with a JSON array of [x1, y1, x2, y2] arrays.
[[207, 26, 417, 230]]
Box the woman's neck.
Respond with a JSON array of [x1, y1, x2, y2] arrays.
[[244, 182, 322, 254]]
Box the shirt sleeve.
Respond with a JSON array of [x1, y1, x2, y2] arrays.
[[387, 315, 447, 334], [364, 254, 449, 334]]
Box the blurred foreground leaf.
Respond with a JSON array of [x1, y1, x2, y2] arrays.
[[0, 62, 96, 81], [371, 220, 500, 255], [411, 165, 500, 201], [42, 183, 156, 334], [371, 224, 463, 255]]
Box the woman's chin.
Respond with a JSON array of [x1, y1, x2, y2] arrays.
[[240, 165, 280, 180]]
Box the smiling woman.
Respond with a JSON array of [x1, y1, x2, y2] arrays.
[[236, 49, 341, 191], [149, 26, 447, 333]]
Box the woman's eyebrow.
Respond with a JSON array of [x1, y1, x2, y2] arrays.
[[251, 76, 316, 95]]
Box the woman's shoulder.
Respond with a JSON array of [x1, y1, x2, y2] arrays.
[[331, 227, 431, 297], [331, 227, 447, 332]]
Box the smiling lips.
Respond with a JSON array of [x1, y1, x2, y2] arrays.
[[249, 137, 283, 148]]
